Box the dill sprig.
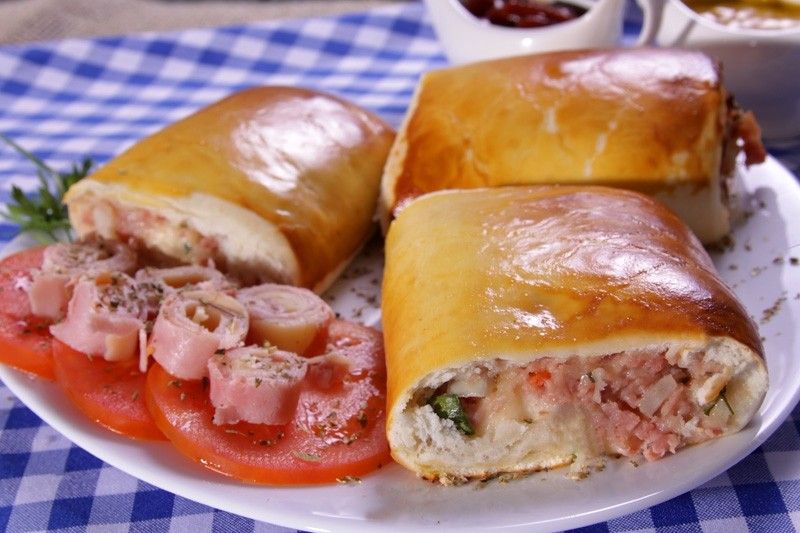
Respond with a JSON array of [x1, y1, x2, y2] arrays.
[[0, 133, 92, 243]]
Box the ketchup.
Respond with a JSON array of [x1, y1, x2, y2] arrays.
[[462, 0, 586, 28]]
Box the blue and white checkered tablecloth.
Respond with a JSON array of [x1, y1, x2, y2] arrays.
[[1, 2, 799, 532]]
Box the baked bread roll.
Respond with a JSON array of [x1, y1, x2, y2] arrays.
[[380, 48, 766, 243], [383, 186, 767, 484], [66, 86, 394, 292]]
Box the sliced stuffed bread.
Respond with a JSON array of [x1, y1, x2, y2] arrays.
[[66, 86, 394, 292], [380, 48, 766, 243], [382, 186, 767, 484]]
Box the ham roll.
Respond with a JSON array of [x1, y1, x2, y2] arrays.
[[50, 272, 145, 361], [208, 346, 308, 426], [64, 86, 394, 292], [28, 240, 137, 320], [134, 265, 237, 322], [150, 290, 248, 380], [135, 265, 235, 293], [379, 48, 766, 243], [236, 284, 333, 356], [382, 186, 767, 484]]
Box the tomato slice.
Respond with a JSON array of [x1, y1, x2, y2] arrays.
[[52, 339, 165, 440], [0, 246, 55, 380], [145, 320, 392, 484]]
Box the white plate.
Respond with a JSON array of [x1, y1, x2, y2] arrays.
[[1, 157, 799, 532]]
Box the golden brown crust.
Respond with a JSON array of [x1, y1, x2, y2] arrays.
[[380, 48, 729, 239], [383, 186, 765, 479], [69, 86, 394, 290]]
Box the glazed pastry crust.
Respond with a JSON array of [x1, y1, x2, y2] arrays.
[[66, 86, 394, 292], [382, 186, 766, 482], [380, 48, 731, 242]]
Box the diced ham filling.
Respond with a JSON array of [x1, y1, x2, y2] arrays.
[[79, 200, 227, 278], [448, 351, 732, 462], [718, 102, 766, 215], [734, 110, 767, 167], [721, 102, 766, 177]]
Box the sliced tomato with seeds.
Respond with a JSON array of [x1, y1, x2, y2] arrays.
[[145, 319, 392, 484], [52, 339, 165, 440], [0, 246, 55, 379]]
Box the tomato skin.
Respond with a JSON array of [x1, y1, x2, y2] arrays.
[[0, 246, 55, 380], [52, 339, 165, 440], [145, 320, 392, 484]]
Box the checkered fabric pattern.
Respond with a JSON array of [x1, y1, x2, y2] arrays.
[[1, 2, 799, 531]]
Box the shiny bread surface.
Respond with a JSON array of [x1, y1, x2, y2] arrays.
[[380, 48, 731, 240]]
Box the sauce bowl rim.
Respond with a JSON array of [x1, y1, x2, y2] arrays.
[[668, 0, 800, 38]]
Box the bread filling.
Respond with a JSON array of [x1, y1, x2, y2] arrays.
[[85, 199, 219, 267], [66, 181, 300, 286], [417, 348, 737, 465]]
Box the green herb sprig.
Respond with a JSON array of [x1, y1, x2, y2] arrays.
[[0, 133, 92, 243]]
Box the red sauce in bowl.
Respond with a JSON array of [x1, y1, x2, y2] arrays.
[[461, 0, 587, 28]]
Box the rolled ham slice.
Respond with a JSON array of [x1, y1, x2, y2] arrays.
[[28, 240, 137, 320], [135, 265, 237, 320], [26, 273, 70, 321], [150, 290, 248, 380], [236, 284, 334, 356], [208, 346, 308, 426], [135, 265, 236, 293], [50, 272, 145, 361], [41, 240, 137, 275]]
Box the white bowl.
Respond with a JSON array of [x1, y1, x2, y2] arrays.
[[422, 0, 649, 64]]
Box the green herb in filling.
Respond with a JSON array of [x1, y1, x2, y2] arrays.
[[429, 393, 474, 436], [703, 386, 735, 416]]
